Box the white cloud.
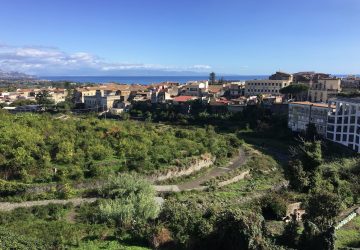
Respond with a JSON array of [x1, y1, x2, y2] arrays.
[[0, 44, 212, 75]]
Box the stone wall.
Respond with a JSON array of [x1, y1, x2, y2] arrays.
[[148, 154, 216, 182]]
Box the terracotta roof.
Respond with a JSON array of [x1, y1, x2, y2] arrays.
[[172, 96, 197, 102], [208, 85, 223, 93]]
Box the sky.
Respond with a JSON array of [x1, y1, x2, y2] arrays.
[[0, 0, 359, 76]]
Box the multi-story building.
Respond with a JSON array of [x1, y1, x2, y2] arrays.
[[84, 90, 122, 111], [245, 79, 291, 96], [341, 75, 360, 90], [326, 98, 360, 153], [308, 78, 341, 103], [245, 71, 292, 96], [288, 101, 329, 136], [228, 82, 245, 98]]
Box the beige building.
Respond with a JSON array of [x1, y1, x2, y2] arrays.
[[288, 101, 329, 136], [84, 90, 123, 111], [308, 78, 341, 103], [245, 79, 291, 96]]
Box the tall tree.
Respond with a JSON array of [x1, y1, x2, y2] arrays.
[[209, 72, 216, 85], [35, 90, 54, 105]]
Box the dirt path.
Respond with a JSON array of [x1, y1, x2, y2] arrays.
[[178, 148, 247, 191], [0, 198, 97, 212]]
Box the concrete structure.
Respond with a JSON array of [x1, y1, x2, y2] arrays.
[[288, 101, 329, 136], [308, 78, 341, 102], [326, 98, 360, 153]]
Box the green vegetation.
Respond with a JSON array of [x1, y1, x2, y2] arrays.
[[0, 110, 239, 185], [336, 216, 360, 249]]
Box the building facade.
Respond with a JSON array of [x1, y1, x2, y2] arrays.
[[288, 101, 329, 136], [308, 78, 341, 103], [84, 90, 122, 111], [245, 79, 291, 96], [228, 82, 245, 98], [326, 98, 360, 153]]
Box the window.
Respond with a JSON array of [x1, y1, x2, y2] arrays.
[[342, 134, 347, 141], [344, 117, 349, 124], [350, 126, 355, 133], [337, 117, 343, 123], [336, 133, 341, 141], [343, 126, 348, 133], [356, 136, 359, 144], [350, 116, 356, 124], [336, 126, 342, 132], [349, 135, 354, 142], [327, 133, 334, 140]]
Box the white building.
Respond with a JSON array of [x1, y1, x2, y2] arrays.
[[181, 81, 209, 97], [326, 98, 360, 153]]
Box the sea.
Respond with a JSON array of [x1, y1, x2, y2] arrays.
[[40, 75, 268, 85]]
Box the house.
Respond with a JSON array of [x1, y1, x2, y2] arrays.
[[326, 97, 360, 153], [180, 81, 209, 97], [288, 101, 330, 136], [308, 77, 341, 103]]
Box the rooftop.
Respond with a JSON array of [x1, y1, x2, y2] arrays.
[[290, 101, 329, 108]]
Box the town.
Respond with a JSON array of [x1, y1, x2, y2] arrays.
[[1, 71, 360, 153]]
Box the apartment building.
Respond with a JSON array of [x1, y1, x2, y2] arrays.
[[308, 78, 341, 103], [288, 101, 329, 136], [326, 98, 360, 153], [245, 71, 292, 96]]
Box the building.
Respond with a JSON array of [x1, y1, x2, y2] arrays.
[[84, 90, 122, 111], [180, 81, 209, 97], [269, 71, 293, 81], [288, 101, 329, 136], [228, 82, 245, 98], [326, 98, 360, 153], [245, 79, 291, 96], [308, 78, 341, 103], [341, 75, 360, 90], [245, 71, 292, 96]]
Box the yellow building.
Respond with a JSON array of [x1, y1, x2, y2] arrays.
[[308, 78, 341, 103]]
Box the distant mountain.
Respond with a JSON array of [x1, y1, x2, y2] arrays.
[[0, 69, 36, 80]]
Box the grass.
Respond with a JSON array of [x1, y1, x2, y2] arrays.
[[336, 215, 360, 249]]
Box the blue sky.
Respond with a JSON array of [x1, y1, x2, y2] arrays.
[[0, 0, 359, 76]]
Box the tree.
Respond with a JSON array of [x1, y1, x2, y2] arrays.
[[288, 140, 323, 192], [36, 90, 54, 105], [211, 209, 270, 250], [280, 84, 309, 100], [97, 173, 160, 227], [209, 72, 216, 85], [304, 191, 342, 230]]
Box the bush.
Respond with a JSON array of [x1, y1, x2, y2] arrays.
[[0, 180, 27, 197]]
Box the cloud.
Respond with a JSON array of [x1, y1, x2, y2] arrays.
[[0, 44, 212, 75]]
